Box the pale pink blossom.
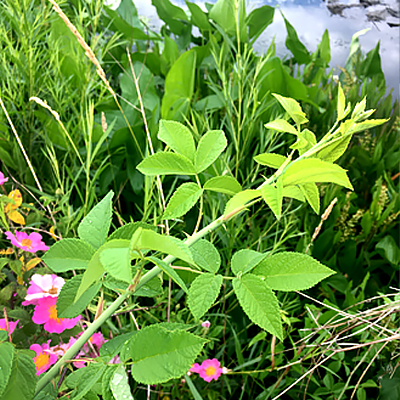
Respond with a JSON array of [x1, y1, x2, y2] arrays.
[[190, 358, 223, 382], [0, 172, 8, 185], [32, 297, 81, 334], [201, 321, 211, 329], [23, 274, 65, 306], [0, 318, 19, 334], [30, 340, 58, 375], [5, 231, 49, 253], [45, 337, 77, 357]]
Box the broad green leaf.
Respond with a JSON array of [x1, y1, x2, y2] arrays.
[[110, 365, 133, 400], [42, 238, 96, 272], [316, 134, 353, 162], [104, 273, 162, 298], [231, 249, 266, 275], [272, 93, 308, 125], [67, 363, 106, 400], [158, 120, 196, 162], [0, 342, 14, 398], [108, 222, 156, 242], [100, 240, 131, 283], [360, 41, 384, 81], [265, 119, 298, 135], [190, 239, 221, 273], [282, 158, 353, 189], [194, 130, 227, 173], [313, 29, 330, 65], [185, 1, 212, 30], [148, 256, 188, 294], [100, 333, 137, 359], [254, 153, 287, 168], [296, 129, 317, 155], [376, 235, 400, 265], [203, 176, 242, 195], [247, 5, 274, 42], [163, 183, 203, 219], [260, 178, 283, 220], [137, 152, 196, 176], [233, 274, 282, 340], [299, 183, 320, 214], [102, 365, 118, 400], [129, 325, 206, 384], [161, 50, 196, 121], [78, 191, 114, 249], [57, 275, 101, 318], [224, 189, 261, 215], [253, 252, 335, 291], [188, 273, 223, 320]]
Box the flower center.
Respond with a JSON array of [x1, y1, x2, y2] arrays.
[[34, 353, 50, 371], [48, 287, 58, 295], [21, 238, 33, 249], [48, 305, 60, 322], [205, 366, 216, 376]]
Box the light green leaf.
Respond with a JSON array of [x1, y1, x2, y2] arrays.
[[108, 222, 156, 241], [78, 191, 114, 249], [253, 252, 335, 291], [110, 365, 133, 400], [233, 274, 282, 340], [272, 93, 308, 125], [282, 158, 353, 189], [190, 239, 221, 273], [129, 325, 206, 384], [158, 120, 196, 162], [265, 119, 298, 135], [57, 275, 101, 318], [316, 134, 353, 163], [247, 5, 274, 42], [299, 183, 320, 214], [100, 240, 131, 283], [231, 249, 266, 276], [337, 83, 346, 121], [185, 1, 212, 30], [0, 342, 14, 399], [163, 183, 203, 219], [283, 185, 305, 201], [297, 129, 317, 155], [349, 119, 388, 134], [254, 153, 287, 168], [203, 176, 242, 196], [224, 189, 261, 215], [194, 130, 227, 173], [137, 152, 196, 176], [42, 238, 96, 272], [260, 178, 283, 219], [188, 273, 223, 320]]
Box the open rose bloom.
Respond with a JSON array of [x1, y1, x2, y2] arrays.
[[5, 231, 49, 253], [23, 274, 65, 306], [190, 358, 224, 382], [0, 318, 19, 334], [0, 172, 8, 185], [30, 340, 58, 375]]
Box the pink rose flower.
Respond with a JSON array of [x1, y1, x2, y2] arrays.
[[0, 318, 19, 334], [5, 231, 49, 253], [45, 337, 77, 357], [201, 321, 211, 329], [32, 297, 81, 334], [22, 274, 65, 306], [73, 332, 106, 368], [190, 358, 224, 382], [30, 340, 58, 375], [0, 172, 8, 185]]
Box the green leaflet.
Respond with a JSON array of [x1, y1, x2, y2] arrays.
[[188, 273, 223, 320], [110, 365, 133, 400], [128, 325, 206, 384], [194, 130, 227, 173], [233, 274, 283, 340], [163, 182, 203, 219], [253, 251, 335, 291], [260, 178, 283, 219], [203, 176, 242, 196], [282, 185, 305, 202], [190, 239, 221, 273], [282, 158, 353, 189], [272, 93, 308, 125], [100, 241, 131, 283], [299, 182, 320, 214], [78, 191, 113, 249], [316, 134, 353, 162], [231, 249, 266, 276], [254, 153, 287, 168], [136, 152, 196, 176], [224, 189, 261, 215], [0, 342, 14, 399], [264, 119, 298, 135], [158, 120, 196, 162], [107, 221, 156, 242], [102, 365, 119, 400]]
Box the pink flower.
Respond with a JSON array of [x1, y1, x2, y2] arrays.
[[30, 340, 58, 375], [0, 318, 19, 334], [73, 332, 106, 368], [189, 363, 203, 374], [190, 359, 223, 383], [0, 172, 8, 185], [32, 297, 81, 334], [5, 231, 49, 253], [45, 337, 77, 357], [201, 321, 211, 329], [22, 274, 65, 306]]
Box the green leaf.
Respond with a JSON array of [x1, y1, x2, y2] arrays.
[[100, 240, 131, 283], [224, 189, 261, 215], [296, 129, 317, 155], [108, 222, 156, 242], [42, 239, 96, 272], [129, 325, 206, 384], [190, 239, 221, 273], [247, 5, 274, 42], [282, 158, 353, 189], [110, 365, 133, 400], [282, 185, 305, 201], [253, 252, 335, 291], [137, 152, 196, 176], [231, 249, 266, 276], [100, 332, 137, 359], [78, 191, 114, 249], [185, 1, 212, 30], [316, 134, 353, 162], [68, 363, 106, 400], [265, 119, 298, 135], [0, 342, 14, 399], [376, 236, 400, 265], [161, 50, 196, 121], [148, 256, 188, 294], [299, 183, 320, 214], [163, 183, 203, 219], [337, 83, 346, 121], [57, 275, 101, 318], [158, 120, 196, 162], [233, 274, 282, 340], [102, 365, 118, 400], [254, 153, 287, 168], [188, 273, 223, 320], [272, 93, 308, 125], [260, 178, 283, 220], [185, 374, 204, 400], [203, 176, 242, 195], [194, 130, 227, 173]]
